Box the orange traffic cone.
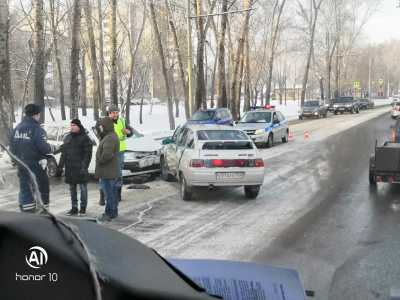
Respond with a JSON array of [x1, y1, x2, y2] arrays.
[[288, 132, 294, 140], [304, 131, 310, 139]]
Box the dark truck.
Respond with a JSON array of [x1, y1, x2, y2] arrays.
[[369, 125, 400, 185], [330, 96, 360, 114]]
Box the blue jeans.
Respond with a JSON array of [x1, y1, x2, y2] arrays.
[[99, 179, 118, 218], [18, 163, 49, 212], [117, 152, 125, 187], [69, 183, 88, 209]]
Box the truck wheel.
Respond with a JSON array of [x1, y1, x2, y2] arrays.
[[180, 174, 192, 201], [266, 134, 273, 148], [244, 185, 260, 199], [47, 157, 58, 178], [160, 157, 174, 182]]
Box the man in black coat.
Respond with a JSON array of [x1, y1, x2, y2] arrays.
[[57, 119, 93, 216]]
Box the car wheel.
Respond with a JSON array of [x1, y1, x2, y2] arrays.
[[369, 171, 376, 185], [160, 157, 174, 182], [299, 116, 303, 120], [180, 174, 192, 201], [282, 130, 288, 143], [47, 157, 58, 178], [356, 107, 360, 114], [351, 107, 355, 114], [244, 185, 260, 199], [266, 134, 273, 148], [334, 111, 338, 115]]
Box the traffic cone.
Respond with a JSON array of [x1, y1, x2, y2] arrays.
[[288, 132, 294, 141], [304, 131, 310, 139]]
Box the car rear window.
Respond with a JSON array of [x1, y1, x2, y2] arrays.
[[304, 101, 319, 107], [202, 141, 254, 150], [191, 110, 215, 121], [197, 130, 249, 141]]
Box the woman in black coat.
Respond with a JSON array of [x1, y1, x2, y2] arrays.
[[58, 119, 93, 216]]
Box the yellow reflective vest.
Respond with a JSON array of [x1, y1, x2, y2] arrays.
[[114, 117, 127, 152]]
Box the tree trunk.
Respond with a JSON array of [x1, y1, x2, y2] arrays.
[[300, 0, 323, 106], [34, 0, 45, 123], [110, 0, 118, 107], [244, 22, 251, 112], [265, 0, 287, 106], [230, 0, 252, 120], [80, 50, 87, 116], [20, 59, 34, 122], [126, 1, 146, 124], [49, 0, 66, 121], [319, 76, 324, 100], [165, 0, 189, 119], [217, 0, 228, 108], [0, 1, 12, 145], [97, 0, 105, 112], [149, 1, 175, 130], [194, 0, 205, 111], [83, 0, 100, 120], [69, 0, 81, 119]]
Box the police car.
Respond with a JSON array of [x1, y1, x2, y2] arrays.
[[235, 105, 289, 148]]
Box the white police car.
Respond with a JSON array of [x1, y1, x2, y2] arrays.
[[235, 106, 289, 148]]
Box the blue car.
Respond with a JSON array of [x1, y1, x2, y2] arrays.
[[187, 108, 234, 126]]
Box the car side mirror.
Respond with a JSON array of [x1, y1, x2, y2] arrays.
[[162, 137, 175, 145], [273, 119, 280, 124]]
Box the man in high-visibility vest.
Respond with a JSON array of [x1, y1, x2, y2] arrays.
[[99, 105, 132, 205]]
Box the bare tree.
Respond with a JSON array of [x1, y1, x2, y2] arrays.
[[49, 0, 66, 120], [265, 0, 287, 105], [33, 0, 46, 122], [149, 0, 175, 130], [231, 0, 252, 120], [0, 0, 12, 145], [299, 0, 324, 106], [97, 0, 105, 109], [124, 0, 146, 124], [83, 0, 100, 120], [216, 0, 228, 108], [69, 0, 81, 119], [165, 0, 189, 119], [110, 0, 118, 106], [80, 49, 87, 116]]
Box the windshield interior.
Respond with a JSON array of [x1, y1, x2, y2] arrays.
[[239, 111, 272, 123], [191, 110, 215, 121], [304, 101, 319, 107]]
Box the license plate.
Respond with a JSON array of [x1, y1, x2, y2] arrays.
[[216, 172, 244, 180]]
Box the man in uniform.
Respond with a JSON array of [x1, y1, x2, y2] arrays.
[[9, 104, 55, 212]]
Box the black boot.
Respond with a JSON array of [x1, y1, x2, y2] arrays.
[[117, 187, 122, 202], [99, 189, 105, 206]]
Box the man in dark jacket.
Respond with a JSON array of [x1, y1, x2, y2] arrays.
[[95, 117, 120, 222], [9, 104, 55, 212], [57, 119, 93, 216]]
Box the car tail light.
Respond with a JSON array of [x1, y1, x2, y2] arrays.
[[254, 159, 264, 167], [190, 159, 205, 168], [211, 159, 225, 167], [235, 159, 246, 167]]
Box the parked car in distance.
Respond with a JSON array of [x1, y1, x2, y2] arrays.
[[359, 98, 374, 110], [331, 96, 360, 114], [160, 125, 265, 200], [187, 108, 234, 126], [299, 100, 328, 119], [235, 108, 289, 148]]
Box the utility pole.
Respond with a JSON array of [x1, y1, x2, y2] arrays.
[[187, 0, 193, 116]]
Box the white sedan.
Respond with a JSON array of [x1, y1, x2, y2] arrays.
[[160, 125, 266, 200], [43, 122, 164, 177]]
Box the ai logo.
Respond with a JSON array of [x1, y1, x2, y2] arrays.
[[25, 246, 48, 269]]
